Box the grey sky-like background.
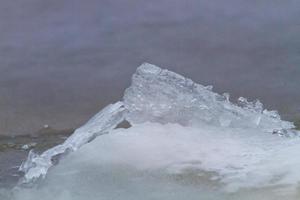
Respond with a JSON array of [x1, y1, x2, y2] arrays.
[[1, 0, 300, 136]]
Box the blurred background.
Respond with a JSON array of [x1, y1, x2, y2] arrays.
[[1, 0, 300, 136]]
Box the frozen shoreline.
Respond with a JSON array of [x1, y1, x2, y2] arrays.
[[0, 64, 295, 200]]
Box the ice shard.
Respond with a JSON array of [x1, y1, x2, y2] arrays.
[[19, 102, 126, 184], [124, 63, 294, 131], [19, 63, 298, 186]]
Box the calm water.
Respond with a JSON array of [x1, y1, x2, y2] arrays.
[[0, 0, 300, 136]]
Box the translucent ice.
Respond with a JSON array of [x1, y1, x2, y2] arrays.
[[124, 63, 294, 131], [19, 102, 126, 184], [15, 63, 300, 200]]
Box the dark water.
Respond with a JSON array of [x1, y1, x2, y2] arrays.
[[0, 130, 71, 188], [0, 0, 300, 136]]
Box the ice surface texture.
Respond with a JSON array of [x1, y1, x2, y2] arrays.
[[19, 63, 298, 186], [12, 123, 300, 200], [124, 63, 294, 130], [19, 102, 126, 184]]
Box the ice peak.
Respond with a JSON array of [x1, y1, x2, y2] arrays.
[[137, 63, 162, 75]]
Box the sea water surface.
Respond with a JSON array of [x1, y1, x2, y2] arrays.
[[1, 0, 300, 136]]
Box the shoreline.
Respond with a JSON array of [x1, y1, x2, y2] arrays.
[[0, 129, 72, 188]]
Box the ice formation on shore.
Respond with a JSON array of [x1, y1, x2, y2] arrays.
[[16, 63, 300, 199], [19, 102, 126, 183]]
